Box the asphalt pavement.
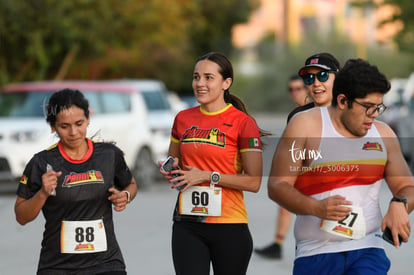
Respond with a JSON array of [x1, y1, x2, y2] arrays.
[[1, 113, 413, 274]]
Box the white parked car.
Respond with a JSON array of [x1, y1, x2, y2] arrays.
[[110, 79, 176, 164], [0, 81, 160, 187], [167, 91, 189, 114]]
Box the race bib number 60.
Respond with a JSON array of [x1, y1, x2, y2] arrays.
[[179, 186, 222, 216], [61, 219, 107, 254]]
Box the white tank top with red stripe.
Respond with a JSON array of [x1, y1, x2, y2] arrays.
[[294, 107, 387, 259]]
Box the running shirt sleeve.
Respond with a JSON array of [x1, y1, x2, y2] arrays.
[[17, 152, 46, 199], [112, 145, 133, 190], [171, 111, 183, 143], [238, 117, 262, 152]]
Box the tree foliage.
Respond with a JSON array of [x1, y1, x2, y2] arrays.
[[351, 0, 414, 53], [190, 0, 257, 55], [0, 0, 257, 92], [380, 0, 414, 52], [232, 12, 414, 113]]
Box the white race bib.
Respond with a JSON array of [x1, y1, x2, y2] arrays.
[[179, 186, 222, 216], [320, 206, 366, 240], [61, 219, 107, 254]]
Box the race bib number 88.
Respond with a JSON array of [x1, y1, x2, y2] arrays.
[[179, 186, 222, 216], [61, 219, 107, 254]]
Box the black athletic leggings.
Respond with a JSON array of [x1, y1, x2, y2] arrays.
[[172, 221, 253, 275]]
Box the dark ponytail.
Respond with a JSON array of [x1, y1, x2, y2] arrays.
[[223, 90, 247, 113]]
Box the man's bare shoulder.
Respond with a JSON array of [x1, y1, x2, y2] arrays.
[[288, 107, 321, 125], [284, 107, 322, 137], [374, 119, 397, 138]]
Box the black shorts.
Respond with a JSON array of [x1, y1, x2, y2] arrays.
[[172, 221, 253, 275]]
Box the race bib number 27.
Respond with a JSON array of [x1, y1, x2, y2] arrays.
[[179, 186, 222, 216], [320, 206, 366, 240]]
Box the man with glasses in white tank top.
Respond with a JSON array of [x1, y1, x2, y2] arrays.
[[267, 58, 414, 275]]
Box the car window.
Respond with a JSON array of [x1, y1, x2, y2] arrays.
[[100, 92, 131, 113], [0, 92, 51, 117], [141, 90, 170, 111], [83, 92, 103, 114]]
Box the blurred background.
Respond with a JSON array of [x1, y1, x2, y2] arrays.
[[1, 0, 413, 112]]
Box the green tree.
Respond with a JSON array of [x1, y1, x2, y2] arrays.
[[351, 0, 414, 53], [380, 0, 414, 52], [232, 23, 414, 113], [0, 0, 120, 83], [0, 0, 257, 94], [190, 0, 259, 55]]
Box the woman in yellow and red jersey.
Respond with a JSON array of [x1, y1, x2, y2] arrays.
[[160, 52, 267, 275]]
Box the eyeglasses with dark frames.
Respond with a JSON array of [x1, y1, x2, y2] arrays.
[[352, 99, 387, 116]]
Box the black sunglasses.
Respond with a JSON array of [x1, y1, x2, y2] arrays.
[[301, 71, 331, 85]]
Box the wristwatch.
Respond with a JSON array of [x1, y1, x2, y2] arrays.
[[210, 172, 221, 185], [390, 196, 407, 209]]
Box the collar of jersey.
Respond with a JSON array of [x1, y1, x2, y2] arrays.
[[200, 103, 232, 116], [58, 138, 93, 164]]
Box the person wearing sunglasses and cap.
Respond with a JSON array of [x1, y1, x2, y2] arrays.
[[268, 58, 414, 275], [256, 53, 340, 260], [287, 52, 340, 122]]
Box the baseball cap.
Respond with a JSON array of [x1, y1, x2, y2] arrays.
[[298, 53, 340, 76]]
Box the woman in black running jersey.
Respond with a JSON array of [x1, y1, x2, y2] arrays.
[[15, 88, 137, 275]]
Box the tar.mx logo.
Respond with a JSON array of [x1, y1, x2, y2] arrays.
[[289, 140, 322, 163]]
